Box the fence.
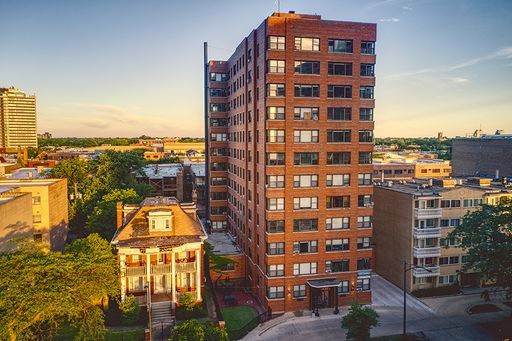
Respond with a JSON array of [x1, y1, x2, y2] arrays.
[[227, 310, 272, 341]]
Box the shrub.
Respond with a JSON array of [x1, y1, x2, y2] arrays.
[[341, 302, 379, 341], [118, 295, 140, 325], [178, 293, 196, 312]]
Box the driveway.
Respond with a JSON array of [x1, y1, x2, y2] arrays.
[[243, 274, 511, 341]]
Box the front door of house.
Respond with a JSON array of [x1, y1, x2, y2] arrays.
[[154, 275, 166, 294]]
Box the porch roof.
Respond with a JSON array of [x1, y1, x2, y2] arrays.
[[307, 278, 341, 288]]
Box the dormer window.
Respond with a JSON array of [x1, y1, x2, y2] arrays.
[[147, 209, 174, 232]]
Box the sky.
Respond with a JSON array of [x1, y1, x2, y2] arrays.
[[1, 0, 512, 138]]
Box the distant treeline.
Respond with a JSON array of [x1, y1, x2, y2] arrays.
[[375, 137, 452, 160], [38, 136, 205, 148]]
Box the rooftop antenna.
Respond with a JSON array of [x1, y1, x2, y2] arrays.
[[275, 0, 281, 14]]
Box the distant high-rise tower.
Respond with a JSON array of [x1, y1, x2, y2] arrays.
[[205, 12, 376, 312], [0, 87, 37, 148]]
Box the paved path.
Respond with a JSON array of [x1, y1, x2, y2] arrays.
[[243, 274, 511, 341]]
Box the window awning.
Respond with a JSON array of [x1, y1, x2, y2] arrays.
[[307, 278, 341, 288]]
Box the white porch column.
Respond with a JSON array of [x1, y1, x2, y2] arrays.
[[195, 249, 201, 301], [146, 253, 151, 291], [171, 251, 176, 302], [120, 254, 127, 301]]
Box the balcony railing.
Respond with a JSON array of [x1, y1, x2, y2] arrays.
[[126, 266, 146, 277], [413, 265, 441, 277], [151, 264, 171, 275], [413, 246, 441, 258], [175, 262, 196, 273], [414, 208, 442, 219], [413, 227, 442, 238]]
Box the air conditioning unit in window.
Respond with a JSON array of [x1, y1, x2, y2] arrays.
[[326, 269, 332, 273], [293, 250, 299, 255]]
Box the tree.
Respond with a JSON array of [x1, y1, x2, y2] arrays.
[[341, 302, 379, 341], [204, 242, 236, 286], [170, 320, 228, 341], [118, 295, 140, 325], [448, 201, 512, 295], [0, 234, 118, 340]]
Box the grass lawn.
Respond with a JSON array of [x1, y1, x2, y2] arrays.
[[55, 326, 145, 341], [221, 305, 258, 332]]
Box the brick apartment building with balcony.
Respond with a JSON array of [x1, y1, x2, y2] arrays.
[[205, 12, 376, 313]]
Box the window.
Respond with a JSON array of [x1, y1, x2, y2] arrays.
[[294, 61, 320, 74], [360, 86, 374, 99], [439, 275, 457, 285], [266, 129, 285, 143], [293, 219, 318, 232], [294, 152, 319, 165], [33, 215, 42, 223], [212, 221, 227, 230], [358, 216, 372, 228], [294, 175, 318, 188], [267, 175, 285, 188], [361, 41, 375, 54], [210, 133, 227, 141], [326, 260, 349, 273], [357, 258, 372, 270], [328, 62, 352, 75], [441, 200, 461, 208], [128, 276, 145, 292], [32, 196, 41, 205], [210, 103, 228, 112], [294, 107, 319, 120], [326, 217, 350, 230], [268, 36, 285, 50], [338, 280, 350, 294], [210, 118, 227, 127], [210, 72, 228, 82], [220, 262, 235, 271], [295, 37, 320, 51], [440, 237, 458, 247], [267, 83, 285, 97], [267, 220, 285, 233], [267, 198, 284, 211], [328, 85, 352, 98], [294, 130, 319, 143], [293, 197, 318, 210], [358, 195, 373, 207], [328, 39, 353, 53], [357, 237, 372, 249], [357, 278, 371, 291], [267, 107, 285, 120], [293, 240, 318, 253], [326, 238, 350, 251], [293, 284, 307, 298], [267, 152, 285, 165], [211, 192, 227, 200], [267, 286, 285, 299], [359, 130, 374, 143], [359, 152, 372, 164], [267, 242, 285, 255], [327, 130, 351, 143], [326, 174, 350, 186], [210, 88, 227, 97], [449, 256, 460, 264], [294, 84, 320, 97], [327, 107, 351, 121], [268, 60, 285, 73], [361, 64, 375, 77], [360, 108, 374, 121], [293, 262, 317, 275], [267, 264, 285, 277], [327, 196, 350, 209], [327, 152, 351, 165], [462, 255, 469, 263], [358, 173, 372, 185]]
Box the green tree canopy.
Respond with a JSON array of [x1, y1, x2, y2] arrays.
[[341, 302, 379, 341], [448, 201, 512, 292], [0, 234, 118, 340], [170, 320, 228, 341]]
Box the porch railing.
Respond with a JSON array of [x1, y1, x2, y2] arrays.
[[126, 266, 146, 277], [175, 262, 196, 273], [151, 264, 171, 275]]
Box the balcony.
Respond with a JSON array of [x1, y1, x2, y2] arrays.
[[175, 261, 196, 273], [413, 246, 441, 258], [414, 208, 442, 219], [126, 266, 146, 277], [413, 265, 440, 278], [413, 227, 442, 238], [151, 264, 171, 275]]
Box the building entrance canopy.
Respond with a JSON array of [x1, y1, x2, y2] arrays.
[[307, 278, 342, 288]]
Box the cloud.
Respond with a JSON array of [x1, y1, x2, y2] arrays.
[[384, 46, 512, 80], [402, 6, 413, 11], [379, 18, 400, 22], [365, 0, 401, 10], [448, 77, 469, 84]]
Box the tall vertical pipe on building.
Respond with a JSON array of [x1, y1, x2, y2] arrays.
[[203, 42, 210, 230]]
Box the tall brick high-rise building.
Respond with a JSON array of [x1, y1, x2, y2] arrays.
[[0, 87, 37, 148], [205, 12, 376, 313]]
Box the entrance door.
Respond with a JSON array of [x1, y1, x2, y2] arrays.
[[154, 275, 166, 294], [312, 288, 333, 309]]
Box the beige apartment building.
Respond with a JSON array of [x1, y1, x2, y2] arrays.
[[373, 177, 512, 293], [0, 87, 37, 148], [0, 188, 33, 252], [0, 178, 68, 251]]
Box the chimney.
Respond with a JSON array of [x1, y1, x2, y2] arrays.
[[116, 202, 123, 229]]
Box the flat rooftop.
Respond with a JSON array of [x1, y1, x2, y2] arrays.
[[207, 232, 241, 256], [0, 178, 63, 187], [140, 164, 181, 179]]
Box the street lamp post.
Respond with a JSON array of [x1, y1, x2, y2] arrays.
[[403, 261, 432, 336]]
